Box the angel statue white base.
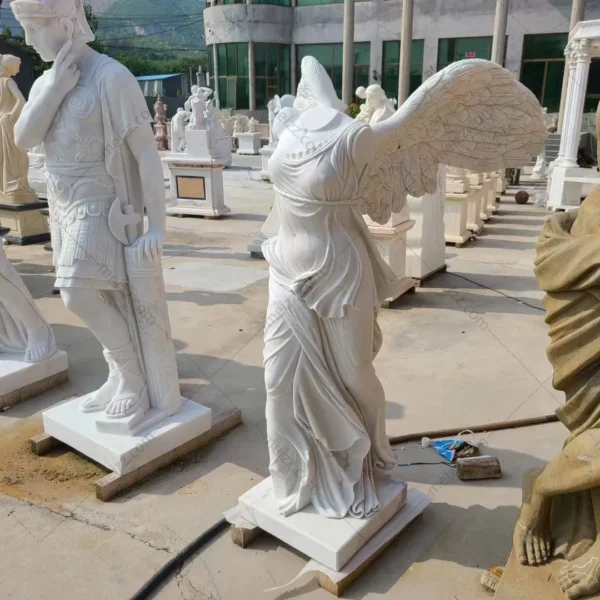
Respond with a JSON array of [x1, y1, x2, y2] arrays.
[[10, 0, 212, 474], [235, 56, 546, 570]]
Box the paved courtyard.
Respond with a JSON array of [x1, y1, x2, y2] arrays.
[[0, 164, 566, 600]]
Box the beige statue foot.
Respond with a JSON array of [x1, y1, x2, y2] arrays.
[[24, 325, 56, 363], [514, 475, 553, 566], [558, 556, 600, 599]]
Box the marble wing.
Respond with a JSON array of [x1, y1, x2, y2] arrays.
[[358, 59, 547, 224]]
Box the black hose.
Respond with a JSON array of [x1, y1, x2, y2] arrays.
[[129, 517, 229, 600]]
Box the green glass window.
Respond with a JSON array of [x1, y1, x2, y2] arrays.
[[255, 44, 291, 109], [216, 43, 249, 109], [438, 37, 493, 70], [520, 33, 568, 113], [297, 42, 370, 100], [381, 39, 424, 101]]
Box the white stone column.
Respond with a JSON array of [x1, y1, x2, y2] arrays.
[[213, 43, 220, 109], [398, 0, 414, 104], [342, 0, 356, 105], [248, 41, 256, 111], [558, 0, 586, 133], [555, 39, 591, 169], [504, 32, 524, 79], [422, 36, 438, 82], [490, 0, 509, 65]]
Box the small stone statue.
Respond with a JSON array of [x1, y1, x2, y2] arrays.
[[153, 96, 169, 151], [264, 56, 545, 519], [0, 241, 57, 362], [355, 84, 396, 125], [512, 115, 600, 599], [232, 114, 246, 136], [0, 54, 37, 204], [186, 85, 213, 131], [248, 117, 259, 134], [171, 107, 188, 152], [12, 0, 182, 427]]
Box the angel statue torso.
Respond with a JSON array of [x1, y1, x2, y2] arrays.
[[11, 0, 182, 431], [0, 54, 37, 204], [263, 56, 546, 520]]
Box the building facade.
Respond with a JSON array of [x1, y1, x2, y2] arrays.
[[203, 0, 600, 113]]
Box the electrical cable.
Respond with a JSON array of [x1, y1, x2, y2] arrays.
[[128, 517, 228, 600], [98, 17, 205, 42], [447, 271, 546, 312]]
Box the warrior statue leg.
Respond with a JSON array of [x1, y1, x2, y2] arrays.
[[61, 288, 148, 419]]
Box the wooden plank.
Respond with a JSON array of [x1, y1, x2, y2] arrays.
[[29, 433, 62, 456], [95, 408, 242, 502]]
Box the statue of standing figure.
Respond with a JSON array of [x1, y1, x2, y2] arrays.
[[11, 0, 182, 428], [186, 85, 213, 131], [171, 107, 188, 152], [153, 96, 169, 151], [0, 54, 37, 204]]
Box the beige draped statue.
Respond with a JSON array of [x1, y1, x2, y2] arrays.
[[0, 54, 37, 204]]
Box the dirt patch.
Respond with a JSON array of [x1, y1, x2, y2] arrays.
[[0, 417, 107, 506]]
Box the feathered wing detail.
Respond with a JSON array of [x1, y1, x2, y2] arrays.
[[357, 59, 548, 224]]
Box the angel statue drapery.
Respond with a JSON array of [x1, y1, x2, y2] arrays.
[[264, 56, 546, 520]]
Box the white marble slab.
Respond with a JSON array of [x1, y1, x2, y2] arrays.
[[43, 397, 211, 475], [239, 476, 407, 571], [0, 350, 68, 397]]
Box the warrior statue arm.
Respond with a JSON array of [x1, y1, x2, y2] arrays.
[[126, 124, 166, 261], [14, 41, 79, 150]]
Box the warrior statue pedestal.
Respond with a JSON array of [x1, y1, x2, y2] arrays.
[[236, 132, 261, 155], [163, 153, 231, 218]]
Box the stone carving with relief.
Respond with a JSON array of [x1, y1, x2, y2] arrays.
[[261, 56, 546, 520], [0, 54, 38, 204], [355, 84, 396, 125], [11, 0, 185, 432]]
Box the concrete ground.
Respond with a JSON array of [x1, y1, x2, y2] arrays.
[[0, 165, 566, 600]]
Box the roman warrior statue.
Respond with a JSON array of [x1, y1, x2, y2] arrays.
[[11, 0, 181, 430]]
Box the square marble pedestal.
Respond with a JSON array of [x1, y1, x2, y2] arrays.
[[0, 350, 68, 409], [0, 201, 50, 245], [547, 166, 598, 211], [367, 216, 416, 305], [445, 193, 472, 246], [466, 189, 484, 234], [163, 155, 231, 218], [237, 132, 261, 155], [238, 476, 408, 571], [405, 171, 447, 282], [259, 145, 275, 181], [42, 396, 212, 475]]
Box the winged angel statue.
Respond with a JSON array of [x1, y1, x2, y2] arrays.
[[263, 56, 546, 520]]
